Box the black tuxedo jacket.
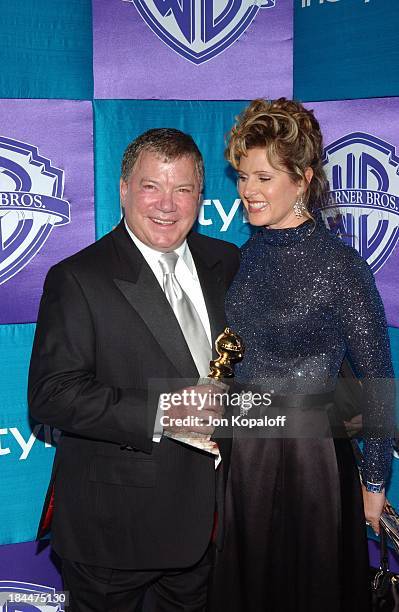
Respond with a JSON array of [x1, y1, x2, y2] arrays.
[[28, 221, 240, 570]]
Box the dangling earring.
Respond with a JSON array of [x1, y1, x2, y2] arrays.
[[293, 194, 306, 218]]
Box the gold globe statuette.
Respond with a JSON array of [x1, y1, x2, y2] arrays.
[[164, 328, 245, 460], [206, 327, 245, 383]]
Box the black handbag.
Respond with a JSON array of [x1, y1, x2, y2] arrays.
[[371, 528, 399, 611]]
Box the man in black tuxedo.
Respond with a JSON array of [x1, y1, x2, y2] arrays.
[[29, 128, 240, 611]]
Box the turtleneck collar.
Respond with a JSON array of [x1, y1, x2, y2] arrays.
[[260, 218, 317, 246]]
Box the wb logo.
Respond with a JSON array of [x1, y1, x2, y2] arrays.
[[0, 136, 70, 285], [0, 580, 65, 611], [321, 132, 399, 273], [123, 0, 275, 64]]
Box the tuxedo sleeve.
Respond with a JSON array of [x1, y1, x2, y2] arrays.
[[28, 264, 155, 453]]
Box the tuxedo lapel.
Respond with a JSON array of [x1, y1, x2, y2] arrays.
[[111, 223, 199, 379]]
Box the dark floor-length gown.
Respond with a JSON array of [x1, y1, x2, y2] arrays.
[[209, 219, 394, 612]]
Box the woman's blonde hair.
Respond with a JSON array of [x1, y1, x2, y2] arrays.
[[226, 98, 329, 215]]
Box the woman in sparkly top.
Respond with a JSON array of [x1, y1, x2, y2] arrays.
[[208, 99, 394, 612]]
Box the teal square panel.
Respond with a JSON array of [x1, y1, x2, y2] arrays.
[[294, 0, 399, 102], [94, 99, 253, 246], [389, 327, 399, 375], [0, 0, 93, 99], [386, 327, 398, 513], [388, 326, 399, 438], [0, 323, 57, 544], [0, 323, 35, 417]]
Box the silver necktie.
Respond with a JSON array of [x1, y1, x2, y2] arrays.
[[159, 252, 211, 377]]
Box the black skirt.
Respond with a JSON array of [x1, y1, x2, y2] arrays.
[[208, 403, 371, 612]]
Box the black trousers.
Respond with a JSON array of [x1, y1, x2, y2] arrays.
[[62, 547, 213, 612]]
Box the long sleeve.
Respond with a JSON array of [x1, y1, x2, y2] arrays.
[[28, 264, 157, 453], [336, 252, 395, 486]]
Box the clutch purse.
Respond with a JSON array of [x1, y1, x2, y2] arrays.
[[350, 440, 399, 610], [371, 527, 399, 612]]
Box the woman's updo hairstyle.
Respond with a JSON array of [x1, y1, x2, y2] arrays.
[[226, 98, 329, 215]]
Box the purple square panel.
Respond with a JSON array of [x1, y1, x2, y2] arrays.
[[0, 99, 94, 324], [93, 0, 292, 100], [309, 98, 399, 328]]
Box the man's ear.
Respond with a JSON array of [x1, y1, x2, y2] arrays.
[[120, 178, 127, 205]]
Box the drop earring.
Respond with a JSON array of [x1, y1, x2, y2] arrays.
[[293, 194, 306, 218]]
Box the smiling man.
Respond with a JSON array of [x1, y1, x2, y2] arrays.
[[120, 138, 202, 252], [29, 128, 240, 611]]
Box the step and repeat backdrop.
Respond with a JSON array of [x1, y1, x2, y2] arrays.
[[0, 0, 398, 603]]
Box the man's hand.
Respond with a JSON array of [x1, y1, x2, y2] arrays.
[[160, 384, 225, 437], [362, 485, 385, 535], [343, 414, 363, 437]]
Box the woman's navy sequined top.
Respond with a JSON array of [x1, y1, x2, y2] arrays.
[[226, 218, 394, 485]]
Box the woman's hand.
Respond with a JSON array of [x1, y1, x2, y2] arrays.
[[361, 485, 385, 535]]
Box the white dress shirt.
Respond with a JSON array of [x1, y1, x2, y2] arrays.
[[124, 219, 212, 441], [124, 220, 212, 345]]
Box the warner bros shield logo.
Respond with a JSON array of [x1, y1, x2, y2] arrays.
[[0, 136, 70, 285], [123, 0, 276, 64], [0, 580, 65, 611], [321, 132, 399, 274]]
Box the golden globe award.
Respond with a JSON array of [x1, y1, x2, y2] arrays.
[[164, 327, 245, 462], [201, 326, 245, 384]]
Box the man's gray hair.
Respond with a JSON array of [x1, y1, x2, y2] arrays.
[[121, 128, 204, 190]]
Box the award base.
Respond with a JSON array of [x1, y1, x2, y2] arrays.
[[163, 328, 244, 470]]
